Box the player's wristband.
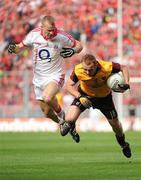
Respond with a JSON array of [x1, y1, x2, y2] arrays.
[[60, 48, 75, 58]]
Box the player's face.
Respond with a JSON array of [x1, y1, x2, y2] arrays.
[[41, 22, 56, 39], [82, 61, 98, 76]]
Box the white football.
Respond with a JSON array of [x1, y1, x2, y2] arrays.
[[107, 72, 125, 92]]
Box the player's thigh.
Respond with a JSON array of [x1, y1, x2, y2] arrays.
[[65, 105, 81, 122], [43, 81, 60, 100], [97, 93, 118, 120]]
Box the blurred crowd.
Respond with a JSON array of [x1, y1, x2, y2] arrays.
[[0, 0, 141, 107]]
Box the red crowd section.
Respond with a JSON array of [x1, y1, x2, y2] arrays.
[[0, 0, 141, 106]]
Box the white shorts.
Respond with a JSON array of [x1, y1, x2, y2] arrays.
[[33, 74, 65, 100]]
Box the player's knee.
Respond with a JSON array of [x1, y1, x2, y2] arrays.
[[43, 95, 52, 105], [65, 114, 76, 124], [44, 109, 50, 116], [41, 106, 50, 116]]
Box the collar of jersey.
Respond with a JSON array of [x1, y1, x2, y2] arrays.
[[41, 28, 58, 40]]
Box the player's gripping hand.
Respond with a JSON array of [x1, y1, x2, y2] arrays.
[[8, 43, 16, 54], [118, 84, 130, 92], [60, 48, 75, 58], [78, 95, 92, 108]]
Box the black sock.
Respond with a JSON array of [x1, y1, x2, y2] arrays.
[[115, 134, 126, 146]]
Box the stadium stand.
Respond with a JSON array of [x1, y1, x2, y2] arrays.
[[0, 0, 141, 119]]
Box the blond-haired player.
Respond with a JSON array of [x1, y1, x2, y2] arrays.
[[8, 15, 83, 142]]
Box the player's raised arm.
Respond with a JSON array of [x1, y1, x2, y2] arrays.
[[118, 65, 130, 92], [111, 62, 130, 92], [74, 40, 83, 54], [120, 65, 130, 85]]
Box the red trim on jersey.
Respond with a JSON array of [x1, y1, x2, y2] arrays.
[[34, 49, 38, 64], [58, 74, 65, 87], [57, 30, 76, 48], [21, 41, 27, 47]]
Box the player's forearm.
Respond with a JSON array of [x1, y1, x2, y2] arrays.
[[13, 44, 21, 53], [121, 65, 129, 84], [66, 85, 80, 98], [8, 42, 25, 54], [14, 43, 25, 54], [74, 41, 83, 53]]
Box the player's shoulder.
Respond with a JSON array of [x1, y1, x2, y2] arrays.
[[75, 63, 82, 69], [97, 59, 113, 73], [97, 59, 106, 64], [57, 29, 74, 39], [74, 63, 84, 74], [25, 27, 41, 40], [31, 27, 41, 32], [28, 27, 41, 35], [97, 59, 112, 66], [74, 63, 90, 80]]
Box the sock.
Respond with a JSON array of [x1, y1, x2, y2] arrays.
[[57, 110, 65, 124], [115, 134, 126, 147], [57, 110, 64, 118], [54, 105, 62, 114]]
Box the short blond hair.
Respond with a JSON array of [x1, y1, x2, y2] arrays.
[[41, 15, 55, 25]]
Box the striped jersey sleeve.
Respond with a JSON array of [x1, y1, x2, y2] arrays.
[[58, 30, 76, 48]]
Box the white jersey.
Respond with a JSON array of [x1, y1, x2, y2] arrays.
[[22, 27, 75, 86]]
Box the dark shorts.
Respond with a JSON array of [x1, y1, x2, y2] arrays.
[[71, 91, 118, 120], [129, 108, 135, 116]]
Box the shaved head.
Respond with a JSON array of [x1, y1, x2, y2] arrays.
[[41, 16, 57, 39], [41, 16, 55, 26]]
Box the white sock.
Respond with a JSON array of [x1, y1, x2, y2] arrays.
[[57, 110, 64, 118], [57, 110, 65, 124]]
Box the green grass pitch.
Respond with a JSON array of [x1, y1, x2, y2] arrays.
[[0, 131, 141, 180]]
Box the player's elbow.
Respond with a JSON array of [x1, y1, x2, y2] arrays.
[[75, 41, 83, 53], [120, 65, 128, 71]]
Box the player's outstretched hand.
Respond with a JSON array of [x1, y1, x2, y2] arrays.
[[60, 48, 75, 58], [8, 43, 16, 54], [78, 95, 92, 108]]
